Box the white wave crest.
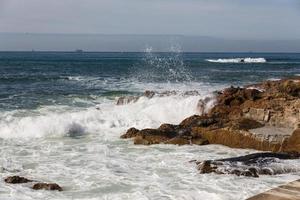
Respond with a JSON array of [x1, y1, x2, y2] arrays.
[[206, 58, 267, 63], [0, 94, 215, 139]]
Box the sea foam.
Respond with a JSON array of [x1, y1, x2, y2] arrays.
[[206, 58, 267, 63], [0, 93, 210, 139]]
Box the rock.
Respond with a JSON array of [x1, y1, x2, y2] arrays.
[[279, 80, 300, 97], [165, 137, 190, 145], [32, 183, 63, 191], [134, 136, 151, 145], [116, 96, 139, 105], [144, 90, 155, 98], [229, 118, 264, 130], [193, 127, 283, 152], [4, 176, 33, 184], [158, 123, 178, 133], [216, 152, 300, 163], [120, 78, 300, 151], [197, 161, 217, 174], [179, 115, 218, 128], [120, 127, 140, 139], [196, 152, 299, 177], [282, 128, 300, 153], [241, 169, 259, 178], [244, 89, 262, 101], [183, 91, 200, 96], [191, 137, 209, 145], [133, 134, 170, 145], [132, 129, 172, 145], [261, 168, 274, 175]]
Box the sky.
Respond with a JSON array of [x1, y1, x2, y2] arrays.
[[1, 0, 300, 39], [0, 0, 300, 51]]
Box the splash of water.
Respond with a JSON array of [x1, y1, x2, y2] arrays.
[[132, 45, 192, 83]]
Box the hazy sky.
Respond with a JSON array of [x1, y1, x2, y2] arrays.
[[1, 0, 300, 39]]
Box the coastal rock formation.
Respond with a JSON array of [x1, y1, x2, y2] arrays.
[[121, 77, 300, 152], [32, 183, 63, 191], [195, 152, 300, 177]]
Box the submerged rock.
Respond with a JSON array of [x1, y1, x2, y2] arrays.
[[4, 176, 33, 184], [32, 183, 63, 191], [4, 176, 62, 192], [195, 152, 300, 178]]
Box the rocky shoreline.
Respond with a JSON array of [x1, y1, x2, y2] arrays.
[[4, 77, 300, 192], [120, 77, 300, 176]]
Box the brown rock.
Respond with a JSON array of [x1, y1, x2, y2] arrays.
[[120, 127, 140, 139], [191, 137, 209, 145], [133, 130, 170, 145], [32, 183, 63, 191], [282, 129, 300, 153], [193, 127, 282, 152], [279, 80, 300, 97], [165, 137, 190, 145], [179, 115, 218, 128], [229, 118, 264, 130], [134, 136, 150, 145], [4, 176, 33, 184], [120, 78, 300, 150], [158, 123, 177, 133]]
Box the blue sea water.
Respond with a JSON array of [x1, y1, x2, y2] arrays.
[[0, 52, 299, 111], [0, 51, 300, 200]]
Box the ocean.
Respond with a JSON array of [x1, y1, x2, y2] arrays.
[[0, 51, 300, 200]]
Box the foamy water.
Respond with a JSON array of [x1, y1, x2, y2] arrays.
[[1, 91, 300, 200], [1, 52, 300, 200], [206, 58, 267, 63]]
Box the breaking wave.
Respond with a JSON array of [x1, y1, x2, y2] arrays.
[[0, 92, 215, 139], [206, 58, 267, 63]]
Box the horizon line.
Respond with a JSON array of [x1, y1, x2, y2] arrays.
[[1, 32, 300, 41], [1, 50, 300, 54]]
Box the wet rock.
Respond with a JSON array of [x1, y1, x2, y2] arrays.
[[32, 183, 63, 191], [196, 152, 299, 177], [229, 118, 264, 131], [157, 123, 178, 133], [179, 115, 218, 128], [164, 137, 190, 145], [191, 137, 209, 145], [216, 152, 300, 163], [121, 78, 300, 151], [4, 176, 33, 184], [120, 127, 140, 139], [197, 161, 217, 174], [241, 169, 259, 178], [261, 168, 274, 175], [116, 96, 139, 105], [183, 90, 200, 96], [144, 90, 155, 98], [133, 134, 170, 145]]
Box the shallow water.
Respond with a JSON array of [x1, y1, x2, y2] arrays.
[[0, 51, 300, 199]]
